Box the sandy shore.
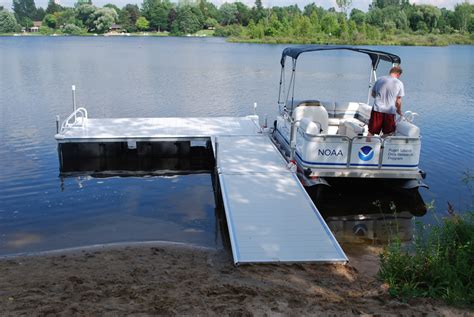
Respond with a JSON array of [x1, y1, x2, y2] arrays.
[[0, 243, 469, 316]]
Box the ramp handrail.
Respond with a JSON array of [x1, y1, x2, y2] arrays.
[[60, 107, 88, 133]]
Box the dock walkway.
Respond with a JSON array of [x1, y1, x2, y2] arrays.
[[56, 113, 347, 264]]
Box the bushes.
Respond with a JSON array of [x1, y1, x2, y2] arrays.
[[379, 211, 474, 307], [214, 24, 242, 37], [63, 23, 86, 35]]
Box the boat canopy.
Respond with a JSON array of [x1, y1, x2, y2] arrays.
[[280, 46, 401, 70]]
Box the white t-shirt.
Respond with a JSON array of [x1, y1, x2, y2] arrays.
[[372, 76, 405, 114]]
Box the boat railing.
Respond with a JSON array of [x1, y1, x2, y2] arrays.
[[60, 107, 88, 133]]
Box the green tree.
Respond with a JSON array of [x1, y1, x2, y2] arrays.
[[45, 0, 62, 14], [142, 0, 171, 31], [338, 15, 348, 38], [348, 18, 356, 37], [252, 0, 265, 22], [246, 18, 263, 38], [219, 3, 238, 25], [350, 8, 365, 25], [204, 16, 217, 28], [198, 0, 218, 21], [267, 13, 282, 36], [336, 0, 352, 16], [104, 3, 120, 14], [370, 0, 407, 9], [171, 5, 201, 34], [309, 11, 321, 33], [408, 4, 441, 32], [0, 9, 19, 32], [63, 23, 84, 34], [12, 0, 37, 26], [167, 7, 176, 29], [91, 7, 117, 33], [366, 7, 383, 27], [35, 7, 45, 21], [75, 4, 96, 30], [296, 15, 312, 37], [42, 13, 57, 28], [453, 2, 473, 33], [135, 16, 149, 30], [380, 6, 408, 30], [321, 12, 339, 35], [119, 4, 140, 32], [56, 8, 76, 27], [235, 2, 250, 26], [75, 0, 92, 7]]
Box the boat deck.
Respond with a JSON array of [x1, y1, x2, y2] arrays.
[[55, 114, 347, 265]]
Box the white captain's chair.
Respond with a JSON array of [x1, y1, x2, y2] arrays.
[[292, 104, 329, 134]]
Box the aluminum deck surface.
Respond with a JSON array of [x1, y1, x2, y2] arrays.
[[55, 116, 260, 142], [216, 135, 347, 264]]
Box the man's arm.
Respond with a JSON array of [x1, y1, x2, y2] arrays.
[[395, 96, 402, 115]]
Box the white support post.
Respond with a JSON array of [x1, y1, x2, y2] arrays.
[[55, 115, 60, 134], [72, 85, 76, 112], [289, 118, 296, 162], [367, 68, 377, 104]]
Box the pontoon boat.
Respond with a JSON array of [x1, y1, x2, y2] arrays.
[[272, 46, 426, 192]]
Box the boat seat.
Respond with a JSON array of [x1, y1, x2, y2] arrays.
[[355, 103, 372, 124], [293, 105, 329, 134], [335, 102, 360, 119], [395, 121, 420, 137], [338, 118, 366, 138], [320, 101, 336, 117], [298, 118, 322, 135]]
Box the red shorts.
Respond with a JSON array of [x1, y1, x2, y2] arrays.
[[368, 110, 396, 135]]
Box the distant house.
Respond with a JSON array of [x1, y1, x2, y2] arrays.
[[109, 24, 122, 32], [30, 21, 42, 32]]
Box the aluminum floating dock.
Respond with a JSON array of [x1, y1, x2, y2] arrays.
[[56, 109, 348, 265]]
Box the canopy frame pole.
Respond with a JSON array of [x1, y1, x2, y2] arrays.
[[288, 58, 298, 163], [366, 57, 380, 105], [367, 66, 376, 105], [284, 59, 297, 116], [278, 62, 285, 113]]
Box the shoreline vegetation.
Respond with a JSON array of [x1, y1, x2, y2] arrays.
[[1, 30, 473, 47], [1, 0, 473, 46], [380, 210, 474, 307]]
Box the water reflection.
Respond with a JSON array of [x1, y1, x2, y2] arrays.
[[56, 141, 426, 251], [312, 178, 426, 243], [0, 143, 219, 256]]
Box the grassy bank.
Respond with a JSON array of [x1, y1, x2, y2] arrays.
[[379, 211, 474, 307], [2, 30, 472, 46], [228, 33, 474, 46]]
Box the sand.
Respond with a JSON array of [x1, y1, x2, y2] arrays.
[[0, 243, 470, 316]]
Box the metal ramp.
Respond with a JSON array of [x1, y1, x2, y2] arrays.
[[215, 135, 347, 265]]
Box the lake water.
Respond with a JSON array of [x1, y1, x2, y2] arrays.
[[0, 37, 472, 255]]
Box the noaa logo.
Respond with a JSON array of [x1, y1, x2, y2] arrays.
[[358, 146, 374, 161]]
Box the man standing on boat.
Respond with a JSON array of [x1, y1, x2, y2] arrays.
[[368, 66, 404, 136]]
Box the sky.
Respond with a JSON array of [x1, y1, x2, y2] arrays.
[[0, 0, 466, 13]]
